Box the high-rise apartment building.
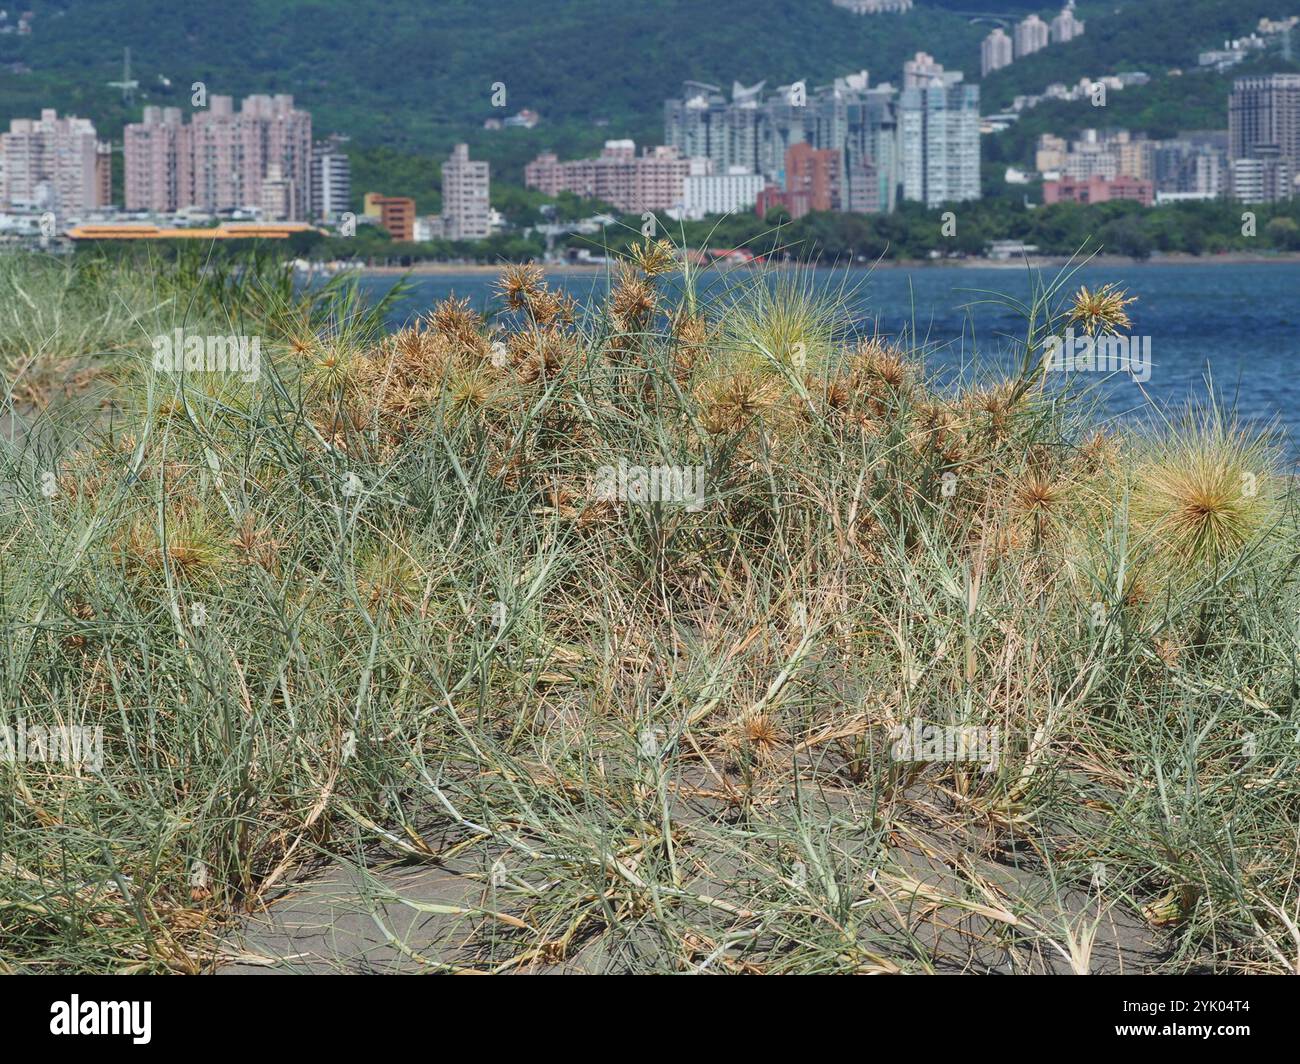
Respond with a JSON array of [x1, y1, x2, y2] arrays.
[[1229, 74, 1300, 201], [903, 52, 946, 89], [95, 142, 113, 208], [1151, 132, 1227, 198], [843, 155, 882, 213], [663, 73, 899, 213], [843, 85, 900, 212], [1115, 136, 1153, 183], [982, 29, 1014, 77], [124, 106, 191, 213], [1014, 15, 1050, 58], [124, 94, 312, 219], [259, 165, 293, 222], [1230, 150, 1293, 203], [783, 143, 841, 217], [663, 80, 766, 178], [1050, 2, 1086, 44], [897, 55, 981, 206], [440, 143, 490, 241], [1, 110, 108, 215], [311, 134, 351, 223]]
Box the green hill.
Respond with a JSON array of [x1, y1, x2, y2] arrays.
[[1, 1, 987, 162]]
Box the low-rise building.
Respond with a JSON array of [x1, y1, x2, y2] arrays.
[[525, 141, 691, 213], [364, 192, 415, 241], [679, 165, 764, 219], [1043, 174, 1154, 206]]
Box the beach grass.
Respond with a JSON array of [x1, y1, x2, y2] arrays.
[[1, 245, 1298, 974]]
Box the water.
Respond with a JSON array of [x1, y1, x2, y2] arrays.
[[351, 263, 1300, 450]]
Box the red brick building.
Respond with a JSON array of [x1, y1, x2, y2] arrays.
[[784, 143, 841, 218], [755, 145, 843, 219]]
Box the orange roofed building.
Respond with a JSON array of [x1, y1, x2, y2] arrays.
[[64, 223, 322, 240]]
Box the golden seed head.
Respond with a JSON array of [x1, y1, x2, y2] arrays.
[[1067, 283, 1136, 337]]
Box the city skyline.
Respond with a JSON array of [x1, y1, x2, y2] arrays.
[[1, 15, 1298, 242]]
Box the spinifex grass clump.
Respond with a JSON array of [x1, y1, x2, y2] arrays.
[[1, 247, 1298, 974], [1127, 405, 1281, 569]]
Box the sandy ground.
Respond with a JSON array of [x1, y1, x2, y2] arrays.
[[217, 774, 1179, 974], [216, 851, 1174, 975]]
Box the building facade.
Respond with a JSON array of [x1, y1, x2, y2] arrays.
[[1043, 174, 1154, 206], [259, 165, 292, 222], [124, 106, 190, 213], [680, 166, 765, 219], [903, 52, 946, 90], [783, 143, 841, 217], [1014, 15, 1050, 58], [364, 193, 415, 241], [1050, 2, 1086, 44], [123, 94, 312, 219], [982, 29, 1013, 77], [663, 73, 900, 214], [831, 0, 912, 11], [311, 135, 351, 223], [1229, 74, 1300, 201], [1229, 151, 1293, 203], [1, 110, 108, 215], [441, 143, 490, 240], [525, 140, 691, 213], [898, 57, 980, 207], [1151, 133, 1227, 197]]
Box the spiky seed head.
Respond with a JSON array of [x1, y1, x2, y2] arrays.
[[1014, 471, 1065, 515], [699, 371, 781, 434], [629, 238, 677, 277], [497, 263, 546, 312], [427, 296, 483, 347], [1067, 283, 1136, 337], [855, 339, 910, 390], [610, 263, 656, 324]]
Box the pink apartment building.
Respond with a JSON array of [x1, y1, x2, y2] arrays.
[[124, 107, 191, 215], [1, 109, 108, 215], [525, 140, 691, 212], [1043, 174, 1154, 206], [124, 95, 312, 219]]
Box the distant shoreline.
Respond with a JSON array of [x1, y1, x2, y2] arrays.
[[356, 252, 1300, 276]]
